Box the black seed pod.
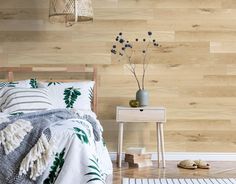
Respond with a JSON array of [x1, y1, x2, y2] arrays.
[[119, 39, 124, 44]]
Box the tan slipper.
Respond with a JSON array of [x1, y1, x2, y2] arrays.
[[177, 160, 197, 169], [194, 160, 210, 169]]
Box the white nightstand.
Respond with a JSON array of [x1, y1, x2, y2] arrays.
[[116, 106, 166, 168]]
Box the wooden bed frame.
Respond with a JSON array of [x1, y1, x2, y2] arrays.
[[0, 65, 98, 113]]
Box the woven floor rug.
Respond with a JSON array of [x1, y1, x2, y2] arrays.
[[122, 178, 236, 184]]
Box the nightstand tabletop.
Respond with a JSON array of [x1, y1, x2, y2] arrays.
[[116, 106, 166, 110], [116, 106, 166, 123]]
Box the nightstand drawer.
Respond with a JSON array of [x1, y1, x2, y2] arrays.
[[116, 108, 166, 122]]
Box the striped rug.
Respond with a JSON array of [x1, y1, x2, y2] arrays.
[[122, 178, 236, 184]]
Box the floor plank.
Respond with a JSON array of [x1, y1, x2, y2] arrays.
[[112, 161, 236, 184]]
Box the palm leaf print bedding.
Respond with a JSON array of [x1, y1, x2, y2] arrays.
[[0, 109, 112, 184]]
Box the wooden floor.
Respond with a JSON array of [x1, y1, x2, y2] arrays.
[[112, 161, 236, 184]]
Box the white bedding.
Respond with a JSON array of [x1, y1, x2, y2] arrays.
[[0, 109, 113, 184], [40, 110, 112, 184]]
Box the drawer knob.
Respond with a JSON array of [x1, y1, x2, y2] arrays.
[[140, 109, 144, 112]]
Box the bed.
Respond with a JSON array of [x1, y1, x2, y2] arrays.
[[0, 65, 113, 184]]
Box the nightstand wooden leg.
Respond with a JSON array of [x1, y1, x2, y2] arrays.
[[118, 122, 124, 168], [156, 122, 161, 168], [160, 123, 166, 168]]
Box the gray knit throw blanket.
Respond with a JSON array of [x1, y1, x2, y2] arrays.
[[0, 109, 76, 184]]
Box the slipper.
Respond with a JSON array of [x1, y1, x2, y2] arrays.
[[194, 160, 210, 169], [177, 160, 197, 169]]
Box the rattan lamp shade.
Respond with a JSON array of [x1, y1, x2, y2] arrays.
[[49, 0, 93, 24]]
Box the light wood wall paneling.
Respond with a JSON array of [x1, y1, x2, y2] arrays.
[[210, 42, 236, 53], [116, 0, 222, 8], [148, 19, 236, 31], [176, 31, 236, 42], [1, 0, 236, 152], [222, 0, 236, 8]]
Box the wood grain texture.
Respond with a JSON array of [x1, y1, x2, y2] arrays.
[[113, 161, 236, 184], [210, 42, 236, 53], [0, 0, 236, 152]]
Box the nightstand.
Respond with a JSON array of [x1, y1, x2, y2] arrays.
[[116, 106, 166, 168]]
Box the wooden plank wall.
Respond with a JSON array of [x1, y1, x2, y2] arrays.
[[1, 0, 236, 152]]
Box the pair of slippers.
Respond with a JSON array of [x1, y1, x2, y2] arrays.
[[177, 160, 210, 169]]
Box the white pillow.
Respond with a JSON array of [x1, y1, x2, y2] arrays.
[[0, 80, 32, 88], [40, 81, 95, 111], [0, 78, 41, 89], [0, 87, 53, 114]]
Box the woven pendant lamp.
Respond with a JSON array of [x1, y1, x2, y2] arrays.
[[49, 0, 93, 25]]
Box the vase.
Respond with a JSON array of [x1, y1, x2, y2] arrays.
[[136, 89, 149, 107]]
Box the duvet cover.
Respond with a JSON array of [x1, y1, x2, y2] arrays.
[[0, 109, 113, 184]]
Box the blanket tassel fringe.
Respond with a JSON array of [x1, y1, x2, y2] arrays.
[[0, 119, 32, 154], [19, 134, 55, 180]]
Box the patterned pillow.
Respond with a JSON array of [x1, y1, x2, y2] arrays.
[[0, 87, 53, 114], [0, 79, 39, 89], [39, 81, 95, 111]]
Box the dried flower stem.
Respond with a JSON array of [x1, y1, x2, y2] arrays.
[[142, 41, 151, 90], [123, 49, 141, 90]]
